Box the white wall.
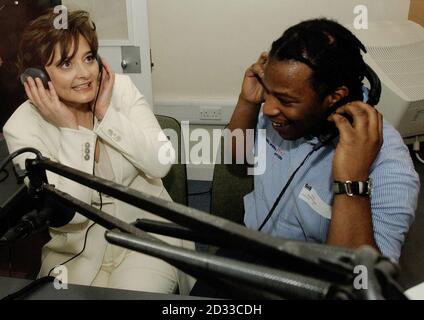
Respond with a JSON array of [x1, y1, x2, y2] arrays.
[[147, 0, 411, 180], [148, 0, 410, 107]]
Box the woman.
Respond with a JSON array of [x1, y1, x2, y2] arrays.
[[3, 9, 194, 294]]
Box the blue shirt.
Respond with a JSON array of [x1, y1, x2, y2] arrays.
[[244, 114, 420, 261]]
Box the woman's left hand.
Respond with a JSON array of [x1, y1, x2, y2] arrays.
[[329, 101, 383, 182], [93, 59, 115, 121]]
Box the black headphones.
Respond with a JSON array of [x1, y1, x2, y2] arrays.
[[363, 63, 382, 106]]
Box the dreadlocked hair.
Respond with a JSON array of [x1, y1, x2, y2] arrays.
[[269, 18, 367, 103]]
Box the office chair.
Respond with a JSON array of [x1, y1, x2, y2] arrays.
[[155, 115, 188, 206]]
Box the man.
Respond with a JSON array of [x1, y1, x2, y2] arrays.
[[190, 18, 422, 300], [228, 18, 419, 262]]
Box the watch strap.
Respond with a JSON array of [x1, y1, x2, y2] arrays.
[[333, 179, 372, 197]]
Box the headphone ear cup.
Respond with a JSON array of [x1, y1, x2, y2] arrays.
[[20, 67, 51, 90]]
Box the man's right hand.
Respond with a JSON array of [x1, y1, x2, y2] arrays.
[[239, 52, 268, 105]]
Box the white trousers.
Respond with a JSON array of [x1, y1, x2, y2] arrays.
[[91, 241, 178, 293]]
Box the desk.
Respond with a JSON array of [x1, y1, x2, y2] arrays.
[[0, 276, 198, 300]]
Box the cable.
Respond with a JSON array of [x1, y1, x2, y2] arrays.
[[46, 156, 103, 278], [413, 137, 424, 165], [91, 61, 103, 128], [47, 222, 97, 277], [0, 147, 43, 172], [257, 146, 318, 232], [0, 148, 43, 187]]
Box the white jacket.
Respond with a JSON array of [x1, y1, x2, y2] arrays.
[[3, 74, 194, 294]]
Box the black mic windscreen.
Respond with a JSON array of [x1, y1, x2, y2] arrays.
[[44, 197, 75, 228]]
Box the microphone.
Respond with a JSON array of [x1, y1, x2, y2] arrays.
[[1, 208, 52, 242], [0, 147, 75, 244], [0, 198, 75, 243]]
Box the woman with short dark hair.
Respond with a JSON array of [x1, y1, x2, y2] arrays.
[[3, 9, 194, 294]]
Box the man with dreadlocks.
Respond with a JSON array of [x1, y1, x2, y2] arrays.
[[229, 18, 419, 261], [191, 17, 419, 299]]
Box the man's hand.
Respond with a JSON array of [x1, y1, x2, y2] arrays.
[[24, 77, 78, 129], [93, 59, 115, 121], [328, 101, 383, 181], [239, 52, 268, 106], [227, 52, 269, 162]]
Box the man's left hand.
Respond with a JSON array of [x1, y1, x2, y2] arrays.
[[329, 101, 383, 181]]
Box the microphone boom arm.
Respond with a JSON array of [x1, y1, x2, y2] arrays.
[[19, 155, 406, 299]]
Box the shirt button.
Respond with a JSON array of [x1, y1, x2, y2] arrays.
[[84, 155, 90, 161], [85, 142, 90, 148]]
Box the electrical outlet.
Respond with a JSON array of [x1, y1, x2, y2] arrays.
[[200, 106, 222, 120]]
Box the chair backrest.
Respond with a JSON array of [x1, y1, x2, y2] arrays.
[[155, 115, 188, 206], [210, 139, 254, 224]]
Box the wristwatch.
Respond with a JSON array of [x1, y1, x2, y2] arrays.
[[333, 178, 373, 197]]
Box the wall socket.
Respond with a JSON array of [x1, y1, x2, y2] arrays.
[[200, 106, 222, 120]]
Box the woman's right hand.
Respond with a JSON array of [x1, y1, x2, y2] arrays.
[[24, 77, 78, 130], [239, 52, 268, 105]]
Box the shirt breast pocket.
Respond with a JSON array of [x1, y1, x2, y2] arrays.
[[297, 184, 333, 242]]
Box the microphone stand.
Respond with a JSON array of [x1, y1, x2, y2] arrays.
[[9, 155, 407, 299]]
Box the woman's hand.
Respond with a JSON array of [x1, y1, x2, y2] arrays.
[[24, 77, 78, 129], [329, 102, 383, 181], [93, 59, 115, 121], [239, 52, 268, 106]]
